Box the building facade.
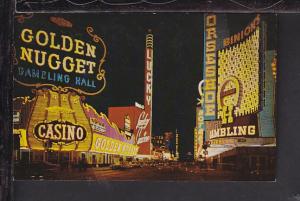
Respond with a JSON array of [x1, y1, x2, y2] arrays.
[[197, 14, 277, 175]]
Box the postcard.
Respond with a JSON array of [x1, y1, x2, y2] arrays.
[[13, 13, 277, 181]]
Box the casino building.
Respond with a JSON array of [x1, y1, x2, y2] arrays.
[[13, 32, 154, 167], [13, 94, 139, 166], [196, 14, 277, 176]]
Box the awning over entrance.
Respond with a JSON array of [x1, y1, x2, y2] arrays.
[[206, 145, 234, 158]]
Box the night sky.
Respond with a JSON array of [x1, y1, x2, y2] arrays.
[[77, 13, 203, 156], [14, 13, 276, 156]]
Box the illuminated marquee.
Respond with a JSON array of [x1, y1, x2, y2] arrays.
[[34, 121, 87, 144], [217, 28, 260, 122], [209, 125, 256, 138], [26, 89, 93, 151], [137, 33, 153, 155], [91, 134, 139, 156], [218, 76, 241, 124], [136, 111, 150, 144], [202, 15, 262, 141], [208, 115, 259, 140], [14, 17, 107, 96], [19, 29, 97, 74], [203, 14, 217, 120], [223, 15, 260, 48]]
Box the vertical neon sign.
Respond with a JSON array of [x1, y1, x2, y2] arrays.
[[203, 14, 217, 121], [136, 33, 153, 155]]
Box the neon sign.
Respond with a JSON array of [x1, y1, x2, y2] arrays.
[[14, 17, 107, 96], [34, 121, 87, 144], [136, 111, 150, 144], [203, 14, 217, 120]]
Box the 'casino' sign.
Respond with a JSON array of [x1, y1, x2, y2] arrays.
[[34, 121, 87, 144], [14, 16, 107, 96]]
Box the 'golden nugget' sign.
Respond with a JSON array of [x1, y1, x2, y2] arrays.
[[91, 134, 139, 156], [19, 29, 97, 74], [14, 17, 107, 96], [34, 121, 87, 144]]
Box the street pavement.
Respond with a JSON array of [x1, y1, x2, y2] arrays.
[[48, 167, 232, 180], [15, 164, 273, 181]]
